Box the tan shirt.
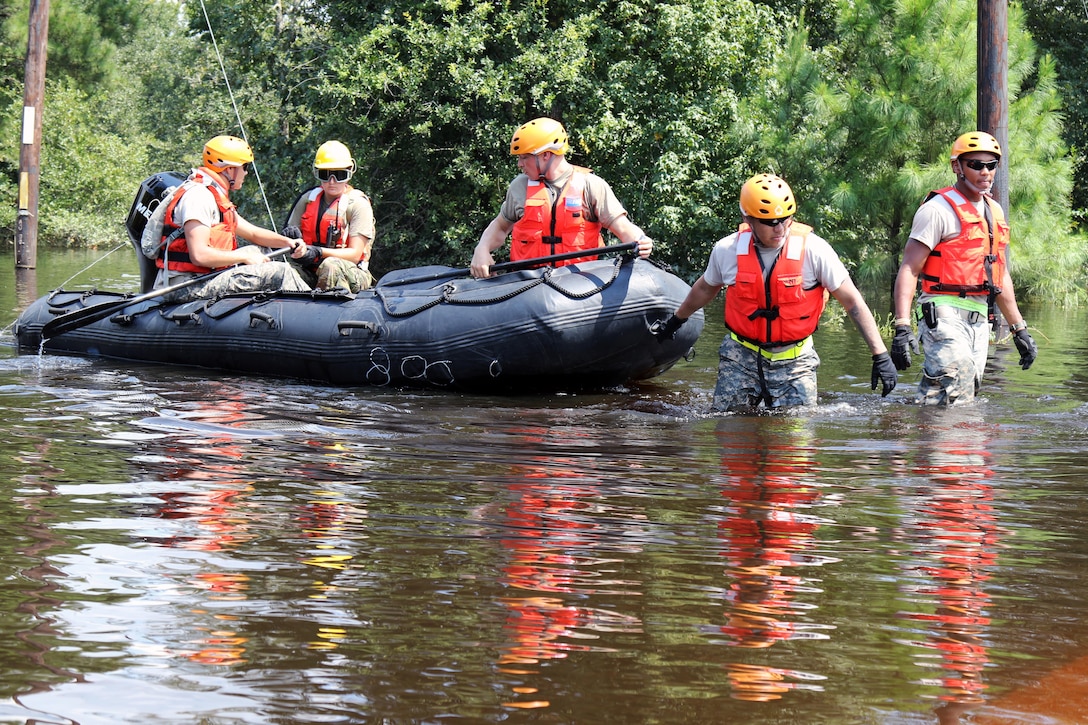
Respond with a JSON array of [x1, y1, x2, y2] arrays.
[[499, 167, 628, 230]]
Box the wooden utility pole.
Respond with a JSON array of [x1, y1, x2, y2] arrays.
[[978, 0, 1008, 213], [15, 0, 50, 270]]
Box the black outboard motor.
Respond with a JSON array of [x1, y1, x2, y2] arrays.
[[125, 171, 187, 293]]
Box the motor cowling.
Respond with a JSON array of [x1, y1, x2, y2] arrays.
[[124, 171, 187, 244]]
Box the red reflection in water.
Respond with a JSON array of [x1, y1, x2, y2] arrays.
[[143, 389, 264, 666], [150, 389, 367, 660], [893, 411, 1002, 723], [495, 427, 643, 710], [713, 418, 831, 701]]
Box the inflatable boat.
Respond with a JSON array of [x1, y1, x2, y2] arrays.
[[12, 174, 703, 393]]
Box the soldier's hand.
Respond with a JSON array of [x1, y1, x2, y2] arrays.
[[871, 352, 898, 397], [653, 314, 686, 342], [1013, 328, 1037, 370], [890, 325, 918, 370], [299, 244, 322, 266]]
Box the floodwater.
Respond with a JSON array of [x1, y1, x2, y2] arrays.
[[1, 247, 1087, 724]]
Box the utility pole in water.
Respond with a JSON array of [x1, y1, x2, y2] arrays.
[[978, 0, 1008, 213], [15, 0, 50, 270]]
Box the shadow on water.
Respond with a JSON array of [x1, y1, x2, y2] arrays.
[[1, 250, 1088, 723]]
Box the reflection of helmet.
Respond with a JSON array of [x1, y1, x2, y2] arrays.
[[203, 135, 254, 169], [951, 131, 1002, 160], [314, 140, 356, 170], [739, 173, 796, 219], [509, 117, 570, 156]]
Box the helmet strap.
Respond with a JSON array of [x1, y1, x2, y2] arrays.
[[536, 152, 559, 181], [225, 166, 243, 191]]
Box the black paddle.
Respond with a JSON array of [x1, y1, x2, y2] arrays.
[[41, 247, 294, 339], [378, 242, 639, 288]]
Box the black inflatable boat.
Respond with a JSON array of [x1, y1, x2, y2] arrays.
[[13, 174, 703, 392]]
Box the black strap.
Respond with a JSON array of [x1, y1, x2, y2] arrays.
[[981, 199, 1002, 322]]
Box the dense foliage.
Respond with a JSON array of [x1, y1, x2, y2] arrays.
[[2, 0, 1086, 303], [1023, 0, 1088, 224]]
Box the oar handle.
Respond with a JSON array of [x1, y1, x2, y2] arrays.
[[381, 242, 639, 288]]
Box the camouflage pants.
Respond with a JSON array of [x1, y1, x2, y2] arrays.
[[295, 258, 374, 292], [712, 335, 820, 413], [164, 261, 311, 303], [916, 315, 990, 406]]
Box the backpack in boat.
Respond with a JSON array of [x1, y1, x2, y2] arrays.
[[124, 171, 187, 259]]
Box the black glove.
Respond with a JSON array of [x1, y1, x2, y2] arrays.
[[890, 324, 919, 370], [298, 244, 322, 267], [1013, 328, 1037, 370], [282, 225, 302, 240], [654, 314, 687, 341], [871, 352, 898, 397]]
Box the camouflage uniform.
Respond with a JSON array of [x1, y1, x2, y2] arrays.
[[298, 257, 374, 294], [917, 309, 990, 405], [163, 260, 310, 303], [712, 335, 821, 413], [157, 181, 312, 303]]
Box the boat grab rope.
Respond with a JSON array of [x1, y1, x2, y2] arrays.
[[374, 256, 626, 318]]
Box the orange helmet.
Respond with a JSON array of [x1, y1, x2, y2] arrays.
[[203, 135, 254, 170], [950, 131, 1001, 160], [739, 174, 796, 219], [509, 117, 570, 156]]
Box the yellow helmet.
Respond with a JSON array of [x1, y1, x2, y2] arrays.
[[203, 135, 254, 170], [739, 173, 796, 219], [950, 131, 1001, 160], [314, 140, 356, 170], [509, 117, 570, 156]]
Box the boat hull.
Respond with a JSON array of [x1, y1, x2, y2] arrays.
[[14, 257, 703, 392]]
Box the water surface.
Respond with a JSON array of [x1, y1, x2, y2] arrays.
[[1, 249, 1086, 724]]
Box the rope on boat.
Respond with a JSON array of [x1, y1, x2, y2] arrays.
[[374, 256, 626, 318]]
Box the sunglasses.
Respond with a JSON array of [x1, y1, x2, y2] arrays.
[[241, 162, 252, 173], [315, 168, 352, 182], [756, 216, 791, 228], [962, 159, 999, 171]]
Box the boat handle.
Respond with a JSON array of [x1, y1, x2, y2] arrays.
[[248, 311, 278, 329], [337, 320, 380, 337]]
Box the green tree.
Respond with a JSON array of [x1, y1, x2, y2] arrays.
[[1022, 0, 1088, 225], [190, 0, 782, 275], [735, 0, 1087, 304], [1, 0, 151, 243], [5, 0, 1087, 305]]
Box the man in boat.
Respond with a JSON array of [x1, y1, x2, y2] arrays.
[[282, 140, 376, 292], [470, 117, 654, 278], [656, 173, 897, 412], [154, 134, 310, 301], [889, 130, 1037, 405]]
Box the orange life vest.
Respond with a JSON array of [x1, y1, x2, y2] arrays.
[[299, 187, 367, 259], [157, 168, 238, 274], [724, 222, 826, 347], [918, 186, 1008, 298], [511, 167, 603, 266]]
